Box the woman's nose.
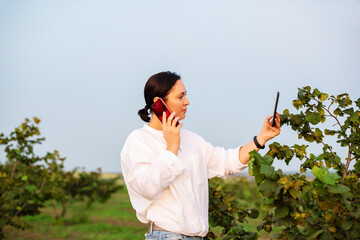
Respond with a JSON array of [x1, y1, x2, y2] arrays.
[[184, 96, 190, 105]]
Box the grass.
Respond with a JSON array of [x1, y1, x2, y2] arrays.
[[3, 188, 148, 240], [3, 175, 276, 240]]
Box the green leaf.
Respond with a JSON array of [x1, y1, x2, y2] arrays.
[[317, 200, 336, 210], [250, 150, 273, 166], [333, 108, 342, 116], [311, 166, 340, 186], [342, 221, 353, 230], [354, 161, 360, 172], [328, 184, 350, 194], [338, 94, 352, 107], [313, 88, 321, 97], [289, 188, 300, 199], [324, 129, 336, 136], [263, 197, 275, 205], [248, 158, 255, 176], [33, 117, 41, 124], [285, 149, 293, 159], [314, 128, 323, 138], [275, 205, 289, 218], [343, 108, 354, 115], [355, 98, 360, 107], [305, 112, 321, 125], [25, 184, 37, 193], [306, 230, 325, 240], [260, 165, 276, 178], [303, 133, 316, 143], [258, 179, 277, 197], [319, 93, 329, 101], [350, 112, 359, 122], [21, 175, 28, 182]]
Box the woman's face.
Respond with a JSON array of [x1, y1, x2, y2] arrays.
[[164, 79, 190, 120]]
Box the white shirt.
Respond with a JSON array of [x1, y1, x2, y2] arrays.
[[120, 124, 247, 237]]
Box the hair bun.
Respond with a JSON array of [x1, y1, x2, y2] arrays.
[[138, 107, 150, 122]]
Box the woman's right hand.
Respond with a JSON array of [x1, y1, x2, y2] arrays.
[[162, 111, 183, 155]]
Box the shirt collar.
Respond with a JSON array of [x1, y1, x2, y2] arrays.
[[143, 124, 163, 136]]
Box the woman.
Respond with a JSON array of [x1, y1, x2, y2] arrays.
[[120, 71, 280, 240]]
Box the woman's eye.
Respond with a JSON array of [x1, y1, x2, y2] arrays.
[[179, 93, 187, 100]]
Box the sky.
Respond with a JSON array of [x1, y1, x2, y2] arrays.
[[1, 0, 359, 173]]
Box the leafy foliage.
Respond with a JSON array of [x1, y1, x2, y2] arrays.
[[207, 177, 260, 240], [0, 117, 61, 237], [249, 87, 360, 239], [0, 118, 121, 239], [52, 168, 122, 220]]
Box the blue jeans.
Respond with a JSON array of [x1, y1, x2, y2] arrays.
[[145, 230, 204, 240]]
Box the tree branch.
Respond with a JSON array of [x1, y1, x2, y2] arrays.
[[309, 129, 345, 169], [314, 98, 342, 129], [10, 161, 18, 178], [343, 144, 353, 179], [40, 178, 46, 190], [322, 106, 342, 130], [320, 140, 346, 169], [14, 201, 28, 217], [327, 100, 334, 112]]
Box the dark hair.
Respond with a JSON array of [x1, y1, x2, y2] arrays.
[[138, 71, 181, 122]]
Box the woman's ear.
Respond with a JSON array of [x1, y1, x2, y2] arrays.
[[153, 97, 160, 103]]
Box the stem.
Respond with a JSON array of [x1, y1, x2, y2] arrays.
[[13, 178, 46, 218], [14, 201, 28, 217], [8, 161, 19, 191], [343, 144, 352, 179], [61, 200, 67, 218], [315, 99, 349, 172], [320, 140, 346, 169], [53, 202, 59, 220], [328, 101, 334, 111], [309, 130, 346, 169], [40, 178, 46, 190], [322, 105, 342, 130], [10, 161, 18, 178], [314, 98, 342, 129]]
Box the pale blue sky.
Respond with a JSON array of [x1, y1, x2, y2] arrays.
[[1, 0, 359, 173]]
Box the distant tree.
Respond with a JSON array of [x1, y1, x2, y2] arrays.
[[0, 117, 64, 238], [52, 168, 122, 220], [0, 118, 121, 239]]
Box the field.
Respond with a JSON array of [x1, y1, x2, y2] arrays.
[[3, 175, 275, 240], [3, 187, 149, 240]]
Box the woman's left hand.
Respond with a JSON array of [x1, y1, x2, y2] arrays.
[[257, 113, 281, 145]]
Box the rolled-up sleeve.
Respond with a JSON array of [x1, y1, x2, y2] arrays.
[[194, 135, 247, 179]]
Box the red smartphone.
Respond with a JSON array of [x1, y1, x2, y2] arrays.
[[272, 92, 280, 127], [150, 98, 179, 126]]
